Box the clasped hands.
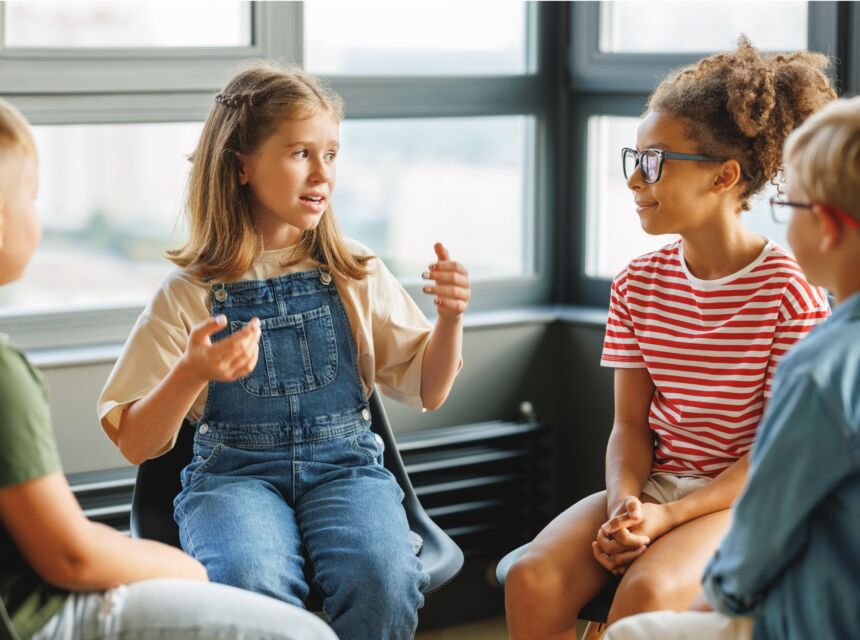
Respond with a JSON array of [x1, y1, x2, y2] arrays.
[[591, 495, 677, 576]]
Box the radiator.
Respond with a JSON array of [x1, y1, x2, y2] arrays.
[[71, 404, 550, 571]]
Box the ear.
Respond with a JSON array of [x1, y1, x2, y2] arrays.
[[236, 152, 252, 186], [814, 204, 843, 251], [711, 160, 742, 194]]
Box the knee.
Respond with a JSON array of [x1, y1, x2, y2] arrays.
[[209, 554, 306, 604], [609, 572, 677, 621], [504, 552, 566, 605], [368, 555, 423, 602], [326, 550, 424, 616]]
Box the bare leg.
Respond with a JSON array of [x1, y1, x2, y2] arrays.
[[607, 509, 732, 624], [505, 491, 612, 640]]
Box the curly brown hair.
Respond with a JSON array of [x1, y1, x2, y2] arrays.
[[648, 36, 837, 210]]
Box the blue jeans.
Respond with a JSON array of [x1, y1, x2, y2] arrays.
[[174, 428, 427, 640], [175, 268, 428, 640]]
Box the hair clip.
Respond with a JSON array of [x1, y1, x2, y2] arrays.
[[215, 93, 242, 108]]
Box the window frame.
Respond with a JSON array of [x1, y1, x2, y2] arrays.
[[0, 2, 299, 94], [566, 0, 847, 308], [0, 1, 560, 350]]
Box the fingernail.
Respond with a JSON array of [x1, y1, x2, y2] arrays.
[[423, 286, 432, 293], [216, 314, 226, 323], [421, 271, 430, 279]]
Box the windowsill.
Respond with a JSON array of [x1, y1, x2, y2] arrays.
[[25, 305, 609, 369]]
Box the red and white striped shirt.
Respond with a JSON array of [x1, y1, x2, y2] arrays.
[[601, 239, 829, 477]]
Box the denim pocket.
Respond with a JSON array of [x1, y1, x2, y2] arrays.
[[231, 304, 338, 397], [350, 429, 385, 466], [182, 442, 224, 488]]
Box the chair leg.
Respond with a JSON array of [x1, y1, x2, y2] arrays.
[[581, 621, 607, 640]]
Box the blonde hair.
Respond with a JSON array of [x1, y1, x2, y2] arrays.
[[784, 96, 860, 223], [0, 98, 36, 193], [167, 62, 371, 282]]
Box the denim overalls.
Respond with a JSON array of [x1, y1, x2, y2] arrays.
[[173, 268, 428, 640]]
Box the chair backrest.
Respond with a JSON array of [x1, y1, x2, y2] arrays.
[[0, 597, 20, 640], [131, 390, 463, 594], [130, 414, 194, 547]]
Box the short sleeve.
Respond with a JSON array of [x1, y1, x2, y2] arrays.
[[764, 279, 829, 399], [600, 271, 645, 368], [370, 257, 435, 409], [0, 341, 62, 489], [97, 272, 208, 445]]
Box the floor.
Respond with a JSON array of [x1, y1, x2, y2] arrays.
[[415, 617, 589, 639], [416, 617, 508, 640]]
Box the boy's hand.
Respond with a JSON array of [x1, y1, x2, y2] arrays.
[[180, 315, 261, 385], [422, 242, 471, 319]]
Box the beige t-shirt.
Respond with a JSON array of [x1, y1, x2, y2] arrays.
[[98, 239, 434, 449]]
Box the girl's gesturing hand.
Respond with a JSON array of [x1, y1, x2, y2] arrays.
[[180, 315, 261, 385], [422, 242, 471, 318]]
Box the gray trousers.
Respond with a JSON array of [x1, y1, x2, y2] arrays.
[[31, 579, 337, 640]]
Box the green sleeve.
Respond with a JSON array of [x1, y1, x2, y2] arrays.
[[0, 339, 62, 489]]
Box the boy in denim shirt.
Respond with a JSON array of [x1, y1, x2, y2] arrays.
[[606, 96, 860, 639]]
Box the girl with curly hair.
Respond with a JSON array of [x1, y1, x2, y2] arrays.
[[505, 38, 836, 639]]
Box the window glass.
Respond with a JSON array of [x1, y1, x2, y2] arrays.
[[0, 123, 199, 315], [305, 1, 529, 75], [584, 116, 788, 280], [336, 116, 534, 278], [0, 116, 534, 316], [5, 1, 252, 48], [599, 1, 807, 53]]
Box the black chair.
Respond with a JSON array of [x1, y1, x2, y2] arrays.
[[496, 543, 619, 637], [0, 597, 19, 640], [131, 389, 464, 599]]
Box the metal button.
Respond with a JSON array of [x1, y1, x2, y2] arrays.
[[199, 423, 209, 435], [373, 433, 384, 445], [320, 271, 332, 285], [361, 408, 370, 421], [215, 289, 228, 302]]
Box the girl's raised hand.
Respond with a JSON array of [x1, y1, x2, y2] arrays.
[[422, 242, 471, 319], [180, 315, 261, 385]]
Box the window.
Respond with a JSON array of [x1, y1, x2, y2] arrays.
[[0, 123, 198, 315], [337, 116, 534, 279], [5, 1, 252, 48], [305, 1, 530, 75], [599, 1, 807, 53], [0, 0, 548, 349]]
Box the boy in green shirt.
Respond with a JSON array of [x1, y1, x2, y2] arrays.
[[0, 99, 335, 640]]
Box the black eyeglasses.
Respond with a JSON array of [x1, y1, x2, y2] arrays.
[[769, 196, 860, 228], [769, 197, 811, 224], [622, 147, 722, 184]]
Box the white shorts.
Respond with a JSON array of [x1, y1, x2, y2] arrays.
[[604, 610, 754, 640], [640, 472, 710, 504]]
